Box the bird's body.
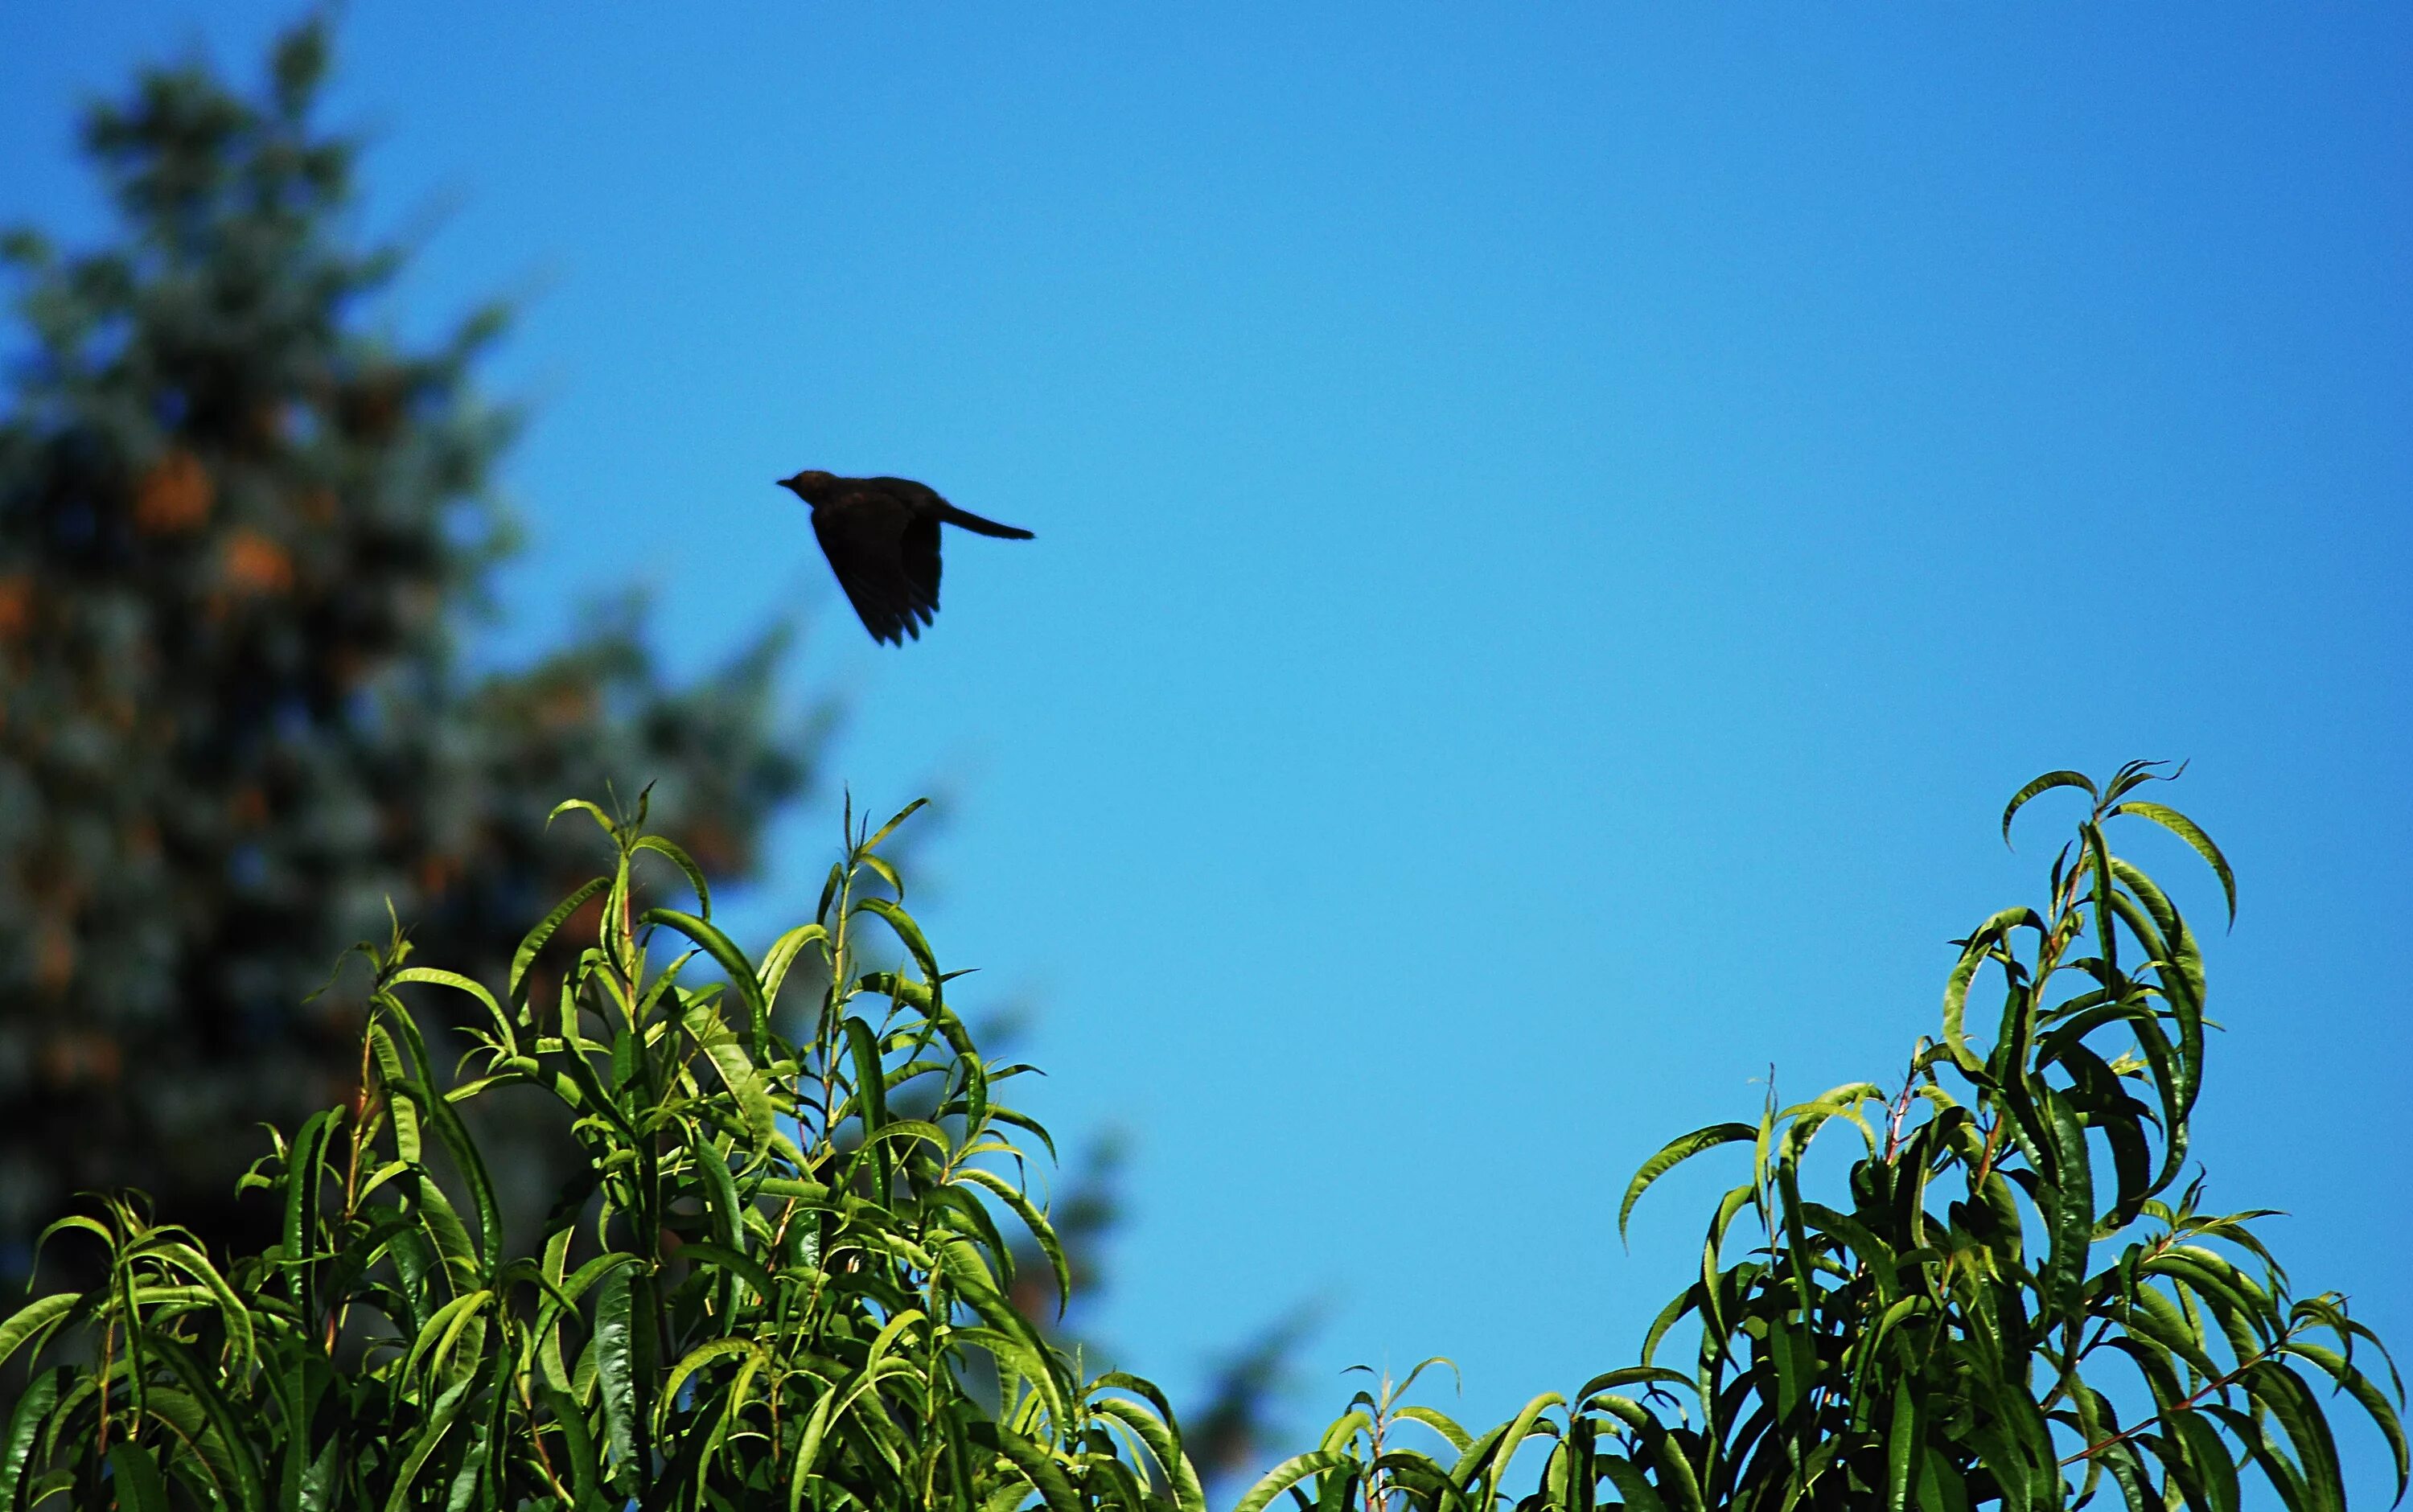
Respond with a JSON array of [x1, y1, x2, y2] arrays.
[[777, 470, 1034, 644]]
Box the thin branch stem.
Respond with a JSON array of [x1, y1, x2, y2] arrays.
[[2057, 1336, 2285, 1468]]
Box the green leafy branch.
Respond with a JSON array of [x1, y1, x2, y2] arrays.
[[0, 794, 1202, 1512], [1255, 763, 2403, 1512]]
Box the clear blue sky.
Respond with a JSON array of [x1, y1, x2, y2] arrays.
[[7, 5, 2409, 1501]]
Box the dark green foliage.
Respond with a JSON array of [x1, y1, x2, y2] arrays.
[[0, 795, 1200, 1510], [1254, 766, 2404, 1512], [0, 20, 811, 1256]]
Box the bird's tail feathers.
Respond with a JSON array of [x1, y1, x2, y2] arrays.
[[936, 503, 1035, 540]]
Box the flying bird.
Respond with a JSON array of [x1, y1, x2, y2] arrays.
[[777, 470, 1034, 645]]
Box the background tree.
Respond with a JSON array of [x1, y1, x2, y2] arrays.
[[0, 20, 812, 1267]]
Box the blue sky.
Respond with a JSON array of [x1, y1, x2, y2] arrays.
[[6, 4, 2410, 1500]]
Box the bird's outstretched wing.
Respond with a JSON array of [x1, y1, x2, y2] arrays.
[[811, 489, 939, 644]]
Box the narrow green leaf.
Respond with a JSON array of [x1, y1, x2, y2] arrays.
[[843, 1016, 893, 1199], [1232, 1449, 1352, 1512], [542, 1385, 604, 1507], [367, 1021, 423, 1163], [1598, 1454, 1669, 1512], [993, 1428, 1087, 1512], [954, 1167, 1071, 1316], [865, 797, 929, 852], [594, 1264, 639, 1481], [690, 1137, 745, 1251], [676, 1241, 775, 1305], [281, 1109, 337, 1305], [2283, 1343, 2407, 1499], [659, 1338, 758, 1423], [632, 833, 712, 918], [510, 876, 608, 1006], [1394, 1403, 1475, 1454], [1916, 1446, 1973, 1512], [0, 1366, 63, 1506], [758, 922, 831, 1009], [1888, 1382, 1919, 1512], [547, 799, 618, 836], [1620, 1124, 1755, 1241], [146, 1337, 267, 1512], [401, 1288, 492, 1389], [2040, 1087, 2096, 1317], [0, 1292, 79, 1371], [389, 966, 517, 1056], [1479, 1392, 1566, 1495], [1089, 1393, 1206, 1512], [2003, 770, 2098, 844], [855, 897, 940, 999], [643, 907, 768, 1048], [681, 1001, 778, 1148], [378, 1372, 476, 1512], [2170, 1408, 2242, 1512], [2109, 799, 2236, 926], [393, 1077, 503, 1276], [105, 1444, 170, 1512]]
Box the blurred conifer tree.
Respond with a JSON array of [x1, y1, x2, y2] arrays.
[[0, 19, 812, 1266]]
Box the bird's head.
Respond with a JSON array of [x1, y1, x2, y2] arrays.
[[777, 469, 838, 503]]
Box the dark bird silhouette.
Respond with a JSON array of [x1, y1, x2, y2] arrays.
[[777, 470, 1034, 645]]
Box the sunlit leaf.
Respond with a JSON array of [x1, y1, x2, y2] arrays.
[[2109, 800, 2236, 927], [1619, 1124, 1755, 1241], [2002, 770, 2098, 844], [1231, 1450, 1352, 1512]]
